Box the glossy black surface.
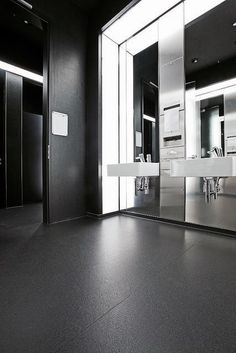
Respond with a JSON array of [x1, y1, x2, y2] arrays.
[[1, 211, 236, 352], [6, 72, 23, 208], [23, 112, 43, 203], [0, 69, 6, 208], [23, 81, 43, 116]]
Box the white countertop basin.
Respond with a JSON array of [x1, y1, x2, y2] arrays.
[[170, 157, 236, 177], [107, 163, 160, 177]]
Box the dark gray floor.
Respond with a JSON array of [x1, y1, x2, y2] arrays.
[[1, 207, 236, 353]]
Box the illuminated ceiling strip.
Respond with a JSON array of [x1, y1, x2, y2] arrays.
[[104, 0, 226, 45], [126, 21, 158, 55], [185, 0, 226, 25], [103, 0, 180, 44], [16, 0, 33, 10], [0, 60, 43, 83], [195, 78, 236, 101], [143, 114, 156, 123]]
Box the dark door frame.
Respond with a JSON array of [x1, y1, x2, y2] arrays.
[[7, 0, 50, 223]]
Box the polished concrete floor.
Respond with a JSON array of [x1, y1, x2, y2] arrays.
[[1, 207, 236, 353]]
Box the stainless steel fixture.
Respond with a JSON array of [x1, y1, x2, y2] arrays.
[[159, 3, 185, 221]]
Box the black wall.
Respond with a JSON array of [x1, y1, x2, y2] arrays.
[[23, 81, 43, 115], [28, 0, 88, 222], [86, 0, 135, 215], [1, 0, 133, 220], [23, 81, 43, 204]]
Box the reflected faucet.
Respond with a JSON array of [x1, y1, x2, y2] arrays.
[[203, 147, 223, 203], [135, 153, 151, 194]]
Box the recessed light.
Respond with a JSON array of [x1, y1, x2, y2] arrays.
[[24, 20, 29, 24], [233, 22, 236, 27], [192, 58, 199, 64]]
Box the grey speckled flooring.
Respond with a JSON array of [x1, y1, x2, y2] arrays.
[[0, 208, 236, 353]]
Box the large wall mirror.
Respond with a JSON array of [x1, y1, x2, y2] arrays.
[[185, 0, 236, 231], [102, 0, 236, 232]]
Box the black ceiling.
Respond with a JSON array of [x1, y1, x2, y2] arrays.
[[0, 0, 44, 74], [186, 0, 236, 78], [70, 0, 102, 11]]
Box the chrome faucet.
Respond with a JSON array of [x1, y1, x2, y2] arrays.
[[135, 154, 151, 194], [203, 147, 223, 202]]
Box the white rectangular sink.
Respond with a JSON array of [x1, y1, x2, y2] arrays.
[[171, 157, 236, 177], [107, 163, 160, 177]]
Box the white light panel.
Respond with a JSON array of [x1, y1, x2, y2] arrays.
[[119, 43, 128, 210], [104, 0, 180, 44], [0, 60, 43, 83], [126, 52, 135, 209], [195, 78, 236, 101], [126, 21, 158, 55], [102, 35, 119, 214]]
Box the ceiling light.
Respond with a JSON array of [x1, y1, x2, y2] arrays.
[[192, 58, 198, 64], [104, 0, 180, 44], [0, 60, 43, 83], [24, 20, 29, 24], [185, 0, 226, 25], [143, 114, 156, 123], [195, 77, 236, 101], [233, 22, 236, 27]]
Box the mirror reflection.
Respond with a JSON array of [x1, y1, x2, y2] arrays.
[[185, 0, 236, 230], [129, 36, 160, 216]]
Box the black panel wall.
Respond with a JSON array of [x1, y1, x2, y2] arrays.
[[27, 0, 88, 222], [23, 81, 43, 204], [6, 72, 23, 208]]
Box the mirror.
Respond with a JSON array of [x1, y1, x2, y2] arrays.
[[119, 24, 160, 217], [185, 0, 236, 231], [142, 81, 158, 161]]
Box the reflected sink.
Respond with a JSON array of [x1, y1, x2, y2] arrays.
[[170, 157, 236, 177], [107, 163, 160, 177]]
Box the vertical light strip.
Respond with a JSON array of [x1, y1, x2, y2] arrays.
[[186, 86, 201, 159], [119, 43, 128, 210], [119, 45, 135, 210], [102, 35, 119, 214], [126, 52, 135, 209]]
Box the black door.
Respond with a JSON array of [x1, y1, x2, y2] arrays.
[[0, 70, 6, 209]]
